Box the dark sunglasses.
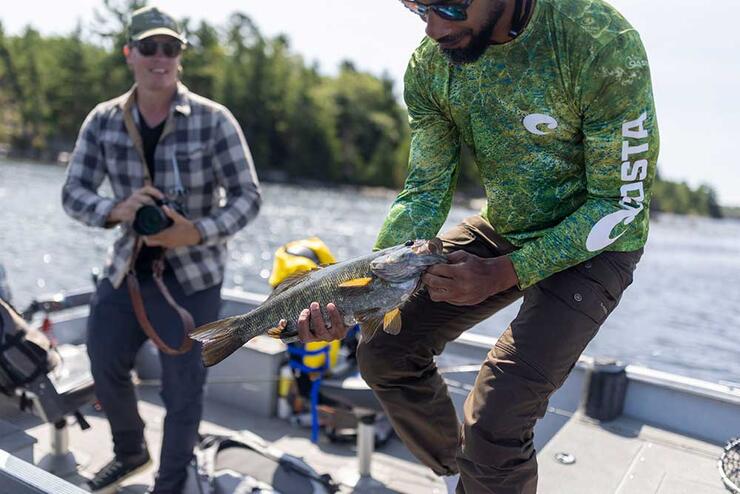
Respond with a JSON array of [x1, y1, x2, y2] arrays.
[[132, 39, 184, 58], [400, 0, 474, 21]]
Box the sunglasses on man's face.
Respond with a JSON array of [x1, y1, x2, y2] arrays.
[[400, 0, 474, 21], [132, 39, 184, 58]]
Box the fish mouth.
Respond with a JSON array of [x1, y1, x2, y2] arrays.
[[370, 239, 446, 282]]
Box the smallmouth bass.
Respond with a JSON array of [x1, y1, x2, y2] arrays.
[[190, 239, 446, 367]]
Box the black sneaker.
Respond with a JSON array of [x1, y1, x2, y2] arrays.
[[87, 451, 152, 493]]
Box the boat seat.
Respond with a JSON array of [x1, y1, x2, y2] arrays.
[[320, 374, 383, 414], [1, 299, 96, 462], [22, 344, 95, 425], [19, 344, 96, 476], [320, 373, 384, 479]]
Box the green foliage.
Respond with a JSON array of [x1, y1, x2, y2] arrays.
[[0, 5, 727, 216], [0, 4, 411, 188], [314, 63, 408, 185], [651, 173, 723, 218]]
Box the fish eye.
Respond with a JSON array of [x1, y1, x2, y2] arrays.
[[404, 240, 414, 246]]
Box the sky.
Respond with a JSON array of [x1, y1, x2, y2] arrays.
[[3, 1, 740, 205]]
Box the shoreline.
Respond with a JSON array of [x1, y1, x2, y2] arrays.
[[2, 157, 738, 218]]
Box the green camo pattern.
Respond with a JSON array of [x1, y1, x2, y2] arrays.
[[375, 0, 659, 288]]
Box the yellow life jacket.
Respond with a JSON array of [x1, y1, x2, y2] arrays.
[[268, 237, 337, 288], [269, 237, 340, 371]]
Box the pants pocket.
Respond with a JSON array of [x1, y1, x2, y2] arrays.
[[541, 270, 613, 325], [577, 249, 642, 303]]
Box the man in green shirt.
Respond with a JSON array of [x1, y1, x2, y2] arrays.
[[298, 0, 658, 491]]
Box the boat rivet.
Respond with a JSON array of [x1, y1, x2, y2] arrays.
[[573, 293, 583, 302], [555, 452, 576, 465]]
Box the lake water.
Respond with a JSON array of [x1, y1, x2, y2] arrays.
[[1, 160, 738, 385]]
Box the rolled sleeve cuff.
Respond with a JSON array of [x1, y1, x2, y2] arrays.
[[193, 217, 221, 246], [507, 250, 540, 290], [94, 198, 118, 228]]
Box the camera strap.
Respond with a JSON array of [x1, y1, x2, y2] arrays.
[[123, 96, 195, 356], [126, 237, 195, 356]]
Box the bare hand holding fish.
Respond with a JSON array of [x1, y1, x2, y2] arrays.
[[422, 250, 519, 306], [296, 302, 347, 343], [189, 239, 447, 367]]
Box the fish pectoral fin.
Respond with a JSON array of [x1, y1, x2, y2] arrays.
[[355, 308, 384, 343], [359, 318, 383, 344], [338, 277, 373, 289], [382, 308, 402, 335]]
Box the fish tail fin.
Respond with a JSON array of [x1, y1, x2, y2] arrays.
[[189, 317, 245, 367]]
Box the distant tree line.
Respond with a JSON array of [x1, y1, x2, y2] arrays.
[[722, 206, 740, 220], [0, 1, 726, 217], [652, 172, 723, 218], [0, 0, 410, 188]]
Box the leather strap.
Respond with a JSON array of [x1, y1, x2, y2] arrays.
[[126, 239, 194, 356], [123, 97, 193, 355]]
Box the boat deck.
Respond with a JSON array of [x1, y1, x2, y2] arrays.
[[5, 385, 728, 494], [6, 385, 445, 493], [1, 290, 735, 493], [538, 412, 726, 494]]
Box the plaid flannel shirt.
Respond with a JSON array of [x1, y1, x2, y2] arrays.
[[62, 83, 261, 295]]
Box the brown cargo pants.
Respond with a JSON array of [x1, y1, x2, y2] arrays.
[[357, 215, 642, 493]]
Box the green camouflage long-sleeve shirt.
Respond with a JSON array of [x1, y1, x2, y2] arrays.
[[375, 0, 659, 289]]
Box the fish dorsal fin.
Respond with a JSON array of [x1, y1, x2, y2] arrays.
[[338, 277, 373, 289], [383, 308, 402, 335], [267, 268, 319, 301]]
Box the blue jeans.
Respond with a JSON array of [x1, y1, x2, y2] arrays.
[[87, 270, 221, 493]]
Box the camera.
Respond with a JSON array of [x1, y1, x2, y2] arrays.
[[132, 198, 186, 236]]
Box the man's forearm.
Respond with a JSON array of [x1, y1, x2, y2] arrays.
[[193, 189, 261, 247], [61, 179, 118, 229]]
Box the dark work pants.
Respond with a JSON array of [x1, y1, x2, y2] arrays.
[[357, 216, 642, 494], [87, 271, 221, 493]]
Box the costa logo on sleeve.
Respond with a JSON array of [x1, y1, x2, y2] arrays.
[[586, 112, 651, 252]]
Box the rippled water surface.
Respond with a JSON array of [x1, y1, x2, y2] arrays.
[[1, 161, 739, 385]]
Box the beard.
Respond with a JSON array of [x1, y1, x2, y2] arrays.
[[439, 2, 508, 65]]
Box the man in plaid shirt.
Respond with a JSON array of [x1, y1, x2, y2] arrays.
[[61, 6, 260, 493]]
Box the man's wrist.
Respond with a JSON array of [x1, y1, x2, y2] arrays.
[[105, 202, 125, 226], [485, 256, 519, 294], [501, 255, 520, 289], [186, 223, 202, 245], [192, 217, 218, 246]]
